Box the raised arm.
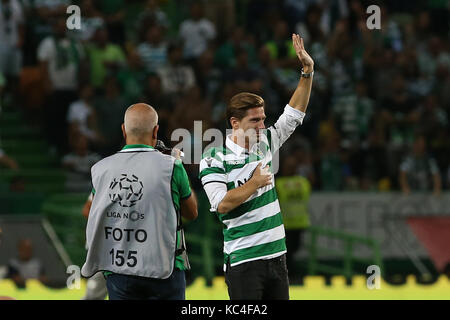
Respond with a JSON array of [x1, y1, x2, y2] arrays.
[[288, 34, 314, 113]]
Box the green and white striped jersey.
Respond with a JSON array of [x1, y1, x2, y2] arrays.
[[199, 105, 305, 268]]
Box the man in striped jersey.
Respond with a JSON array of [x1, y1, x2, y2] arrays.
[[198, 34, 314, 300]]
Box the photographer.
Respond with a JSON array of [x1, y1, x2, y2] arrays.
[[82, 103, 198, 300]]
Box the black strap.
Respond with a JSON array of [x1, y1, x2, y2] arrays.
[[175, 209, 186, 255]]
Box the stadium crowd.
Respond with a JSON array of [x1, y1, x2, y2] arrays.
[[0, 0, 449, 194]]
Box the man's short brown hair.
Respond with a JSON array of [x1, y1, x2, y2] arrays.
[[226, 92, 265, 126]]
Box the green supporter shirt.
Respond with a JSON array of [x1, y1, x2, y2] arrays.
[[94, 144, 191, 276], [87, 43, 126, 88]]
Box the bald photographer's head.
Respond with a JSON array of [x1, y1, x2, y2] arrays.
[[122, 103, 159, 147]]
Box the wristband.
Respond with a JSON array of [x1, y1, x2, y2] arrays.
[[300, 69, 314, 78]]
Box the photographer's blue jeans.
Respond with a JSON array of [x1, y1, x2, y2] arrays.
[[105, 269, 186, 300]]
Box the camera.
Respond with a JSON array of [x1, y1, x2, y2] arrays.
[[155, 140, 184, 158]]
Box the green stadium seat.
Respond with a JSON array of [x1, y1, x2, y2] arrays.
[[0, 126, 42, 138], [0, 111, 21, 125], [1, 139, 49, 154], [0, 192, 46, 214], [0, 169, 66, 194], [41, 193, 89, 267]]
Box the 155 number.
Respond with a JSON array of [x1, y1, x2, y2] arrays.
[[109, 249, 138, 267]]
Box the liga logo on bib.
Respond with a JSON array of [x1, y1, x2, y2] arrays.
[[108, 174, 144, 208]]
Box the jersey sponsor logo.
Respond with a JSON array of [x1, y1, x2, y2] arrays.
[[236, 178, 248, 187], [235, 167, 257, 187], [226, 159, 245, 165]]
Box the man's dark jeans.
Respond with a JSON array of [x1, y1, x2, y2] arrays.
[[106, 269, 186, 300], [225, 254, 289, 300]]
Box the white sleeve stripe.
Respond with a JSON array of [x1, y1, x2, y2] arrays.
[[201, 173, 227, 184], [203, 181, 228, 212]]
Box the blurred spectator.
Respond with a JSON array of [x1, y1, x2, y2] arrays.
[[142, 73, 172, 142], [254, 44, 281, 120], [399, 135, 441, 196], [170, 85, 212, 189], [381, 73, 420, 148], [416, 95, 448, 143], [156, 43, 196, 97], [407, 11, 432, 49], [415, 94, 449, 184], [332, 82, 374, 147], [62, 134, 101, 193], [318, 131, 346, 191], [264, 20, 297, 69], [0, 148, 19, 169], [377, 5, 403, 52], [169, 85, 211, 160], [202, 0, 235, 38], [67, 84, 101, 146], [0, 0, 25, 104], [170, 85, 212, 134], [355, 131, 390, 191], [73, 0, 105, 42], [194, 48, 221, 101], [98, 0, 127, 44], [276, 155, 311, 283], [179, 1, 216, 62], [143, 72, 171, 111], [37, 16, 86, 155], [224, 46, 262, 94], [93, 76, 127, 156], [294, 4, 327, 47], [25, 1, 74, 65], [136, 0, 170, 38], [33, 0, 69, 39], [7, 239, 48, 288], [417, 36, 450, 79], [137, 24, 168, 74], [86, 26, 126, 89], [370, 48, 397, 102], [435, 58, 450, 109], [400, 48, 432, 100], [214, 26, 257, 69], [282, 0, 311, 29], [117, 48, 147, 104], [327, 19, 358, 97], [244, 0, 280, 43], [293, 142, 316, 187], [211, 83, 235, 130]]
